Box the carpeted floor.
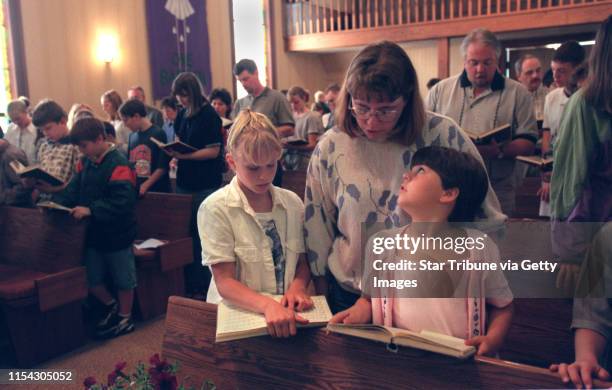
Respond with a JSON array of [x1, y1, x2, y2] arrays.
[[0, 316, 166, 390]]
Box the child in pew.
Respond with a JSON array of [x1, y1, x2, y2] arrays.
[[25, 99, 81, 201], [53, 117, 138, 339], [330, 146, 514, 356], [120, 99, 172, 196], [198, 109, 313, 338]]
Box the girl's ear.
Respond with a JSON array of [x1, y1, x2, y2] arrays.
[[226, 153, 236, 172], [440, 187, 459, 204]]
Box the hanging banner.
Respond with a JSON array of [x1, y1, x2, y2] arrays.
[[145, 0, 212, 100]]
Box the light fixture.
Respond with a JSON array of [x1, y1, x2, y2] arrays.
[[96, 33, 119, 64]]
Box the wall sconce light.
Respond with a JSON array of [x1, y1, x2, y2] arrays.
[[96, 33, 119, 64]]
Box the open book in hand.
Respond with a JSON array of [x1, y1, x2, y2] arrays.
[[516, 155, 553, 169], [9, 160, 64, 187], [36, 201, 73, 212], [150, 137, 197, 154], [216, 295, 332, 343], [462, 123, 512, 145], [326, 323, 476, 359]]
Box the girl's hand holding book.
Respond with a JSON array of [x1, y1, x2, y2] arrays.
[[263, 300, 308, 338], [281, 285, 313, 312], [464, 333, 503, 356], [329, 297, 372, 325]]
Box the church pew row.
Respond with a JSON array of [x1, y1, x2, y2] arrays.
[[0, 206, 88, 367], [162, 296, 612, 389]]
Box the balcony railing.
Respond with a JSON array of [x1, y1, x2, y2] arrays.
[[283, 0, 612, 50]]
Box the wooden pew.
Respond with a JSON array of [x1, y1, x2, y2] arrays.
[[133, 192, 193, 320], [161, 297, 611, 389], [0, 206, 88, 367]]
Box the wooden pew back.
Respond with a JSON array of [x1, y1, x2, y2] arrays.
[[161, 296, 597, 389], [0, 206, 87, 273], [135, 192, 192, 240]]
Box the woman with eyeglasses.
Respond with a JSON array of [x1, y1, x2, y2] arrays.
[[304, 41, 506, 313]]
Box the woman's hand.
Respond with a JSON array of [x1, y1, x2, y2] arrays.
[[550, 358, 610, 389], [537, 181, 550, 202]]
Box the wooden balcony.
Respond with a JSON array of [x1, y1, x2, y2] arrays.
[[284, 0, 612, 51]]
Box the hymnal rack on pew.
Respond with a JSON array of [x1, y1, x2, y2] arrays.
[[151, 137, 197, 154], [462, 123, 511, 144], [326, 323, 476, 359], [9, 160, 64, 186], [216, 295, 332, 342], [516, 155, 553, 169]]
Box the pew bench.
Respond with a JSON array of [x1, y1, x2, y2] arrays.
[[133, 192, 193, 320], [0, 206, 88, 367], [161, 296, 612, 389]]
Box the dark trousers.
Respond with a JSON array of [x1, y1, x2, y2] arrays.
[[176, 186, 217, 296], [273, 161, 283, 186], [327, 273, 360, 314]]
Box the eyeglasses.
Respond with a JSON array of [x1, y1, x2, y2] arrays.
[[349, 98, 404, 122]]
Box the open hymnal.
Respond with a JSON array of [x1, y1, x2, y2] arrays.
[[326, 324, 476, 359], [216, 295, 332, 343], [9, 160, 64, 187], [462, 123, 512, 144], [36, 201, 73, 212], [150, 137, 197, 154], [516, 155, 553, 169], [133, 238, 167, 250]]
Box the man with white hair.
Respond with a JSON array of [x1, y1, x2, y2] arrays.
[[5, 99, 38, 164], [427, 28, 538, 216]]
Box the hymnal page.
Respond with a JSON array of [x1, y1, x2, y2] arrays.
[[216, 295, 332, 342]]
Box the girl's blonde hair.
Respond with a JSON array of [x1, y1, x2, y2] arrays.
[[227, 109, 282, 164]]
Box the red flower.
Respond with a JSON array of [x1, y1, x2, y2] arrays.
[[115, 361, 127, 372], [83, 376, 97, 388], [107, 370, 118, 386]]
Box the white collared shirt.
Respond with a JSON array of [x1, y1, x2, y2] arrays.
[[5, 122, 38, 164], [198, 176, 306, 303]]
